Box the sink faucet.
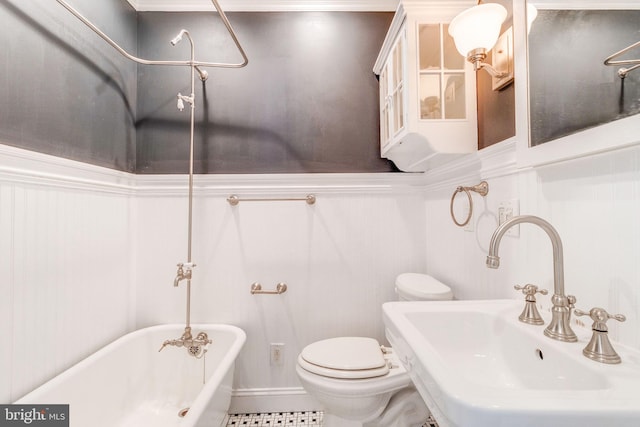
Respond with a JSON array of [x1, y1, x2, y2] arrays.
[[486, 215, 577, 343]]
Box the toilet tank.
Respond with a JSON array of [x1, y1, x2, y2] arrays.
[[395, 273, 453, 301]]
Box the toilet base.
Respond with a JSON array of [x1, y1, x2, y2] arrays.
[[323, 413, 362, 427], [365, 388, 430, 427], [322, 388, 430, 427]]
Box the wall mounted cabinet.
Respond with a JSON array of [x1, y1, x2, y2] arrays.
[[374, 0, 478, 172]]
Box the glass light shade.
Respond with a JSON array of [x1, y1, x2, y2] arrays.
[[448, 3, 508, 57]]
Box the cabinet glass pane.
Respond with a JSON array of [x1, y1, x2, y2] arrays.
[[443, 24, 464, 70], [394, 87, 404, 132], [419, 74, 441, 119], [393, 38, 403, 88], [382, 107, 389, 144], [444, 73, 465, 119], [380, 70, 388, 144], [380, 69, 387, 103], [419, 24, 441, 71]]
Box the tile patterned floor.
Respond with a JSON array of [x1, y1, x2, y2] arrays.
[[424, 415, 440, 427], [225, 411, 439, 427], [226, 411, 323, 426]]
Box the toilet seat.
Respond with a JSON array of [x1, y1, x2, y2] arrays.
[[395, 273, 453, 300], [299, 337, 390, 379]]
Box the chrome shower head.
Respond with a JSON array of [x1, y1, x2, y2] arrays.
[[170, 30, 187, 46]]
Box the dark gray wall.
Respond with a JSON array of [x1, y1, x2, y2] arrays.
[[135, 12, 396, 174], [529, 10, 640, 146], [0, 0, 137, 172], [0, 4, 394, 174]]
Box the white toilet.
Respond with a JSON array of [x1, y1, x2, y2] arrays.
[[394, 272, 453, 302], [296, 273, 453, 427]]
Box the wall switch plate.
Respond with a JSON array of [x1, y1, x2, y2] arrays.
[[498, 199, 519, 237], [270, 343, 284, 366]]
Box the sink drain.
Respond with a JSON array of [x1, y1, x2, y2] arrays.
[[178, 408, 190, 418]]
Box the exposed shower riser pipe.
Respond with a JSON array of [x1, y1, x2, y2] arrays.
[[54, 0, 247, 355]]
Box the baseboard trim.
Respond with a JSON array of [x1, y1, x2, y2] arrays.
[[229, 387, 322, 413]]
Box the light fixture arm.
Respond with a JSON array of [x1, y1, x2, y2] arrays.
[[467, 48, 507, 78]]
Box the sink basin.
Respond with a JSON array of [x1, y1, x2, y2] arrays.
[[382, 299, 640, 427]]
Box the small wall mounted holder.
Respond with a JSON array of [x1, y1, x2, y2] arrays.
[[450, 181, 489, 227], [250, 282, 288, 295]]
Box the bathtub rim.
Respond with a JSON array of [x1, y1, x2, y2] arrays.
[[14, 323, 247, 426]]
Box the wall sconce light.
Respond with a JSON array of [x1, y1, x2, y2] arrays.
[[449, 3, 514, 90]]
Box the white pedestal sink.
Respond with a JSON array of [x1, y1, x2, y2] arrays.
[[382, 299, 640, 427]]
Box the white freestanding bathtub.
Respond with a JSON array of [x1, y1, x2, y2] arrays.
[[15, 324, 246, 427]]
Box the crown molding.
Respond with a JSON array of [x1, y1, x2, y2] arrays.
[[126, 0, 399, 12]]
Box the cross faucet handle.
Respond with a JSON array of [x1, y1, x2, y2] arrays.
[[575, 307, 626, 332], [514, 284, 548, 298], [513, 284, 547, 325], [574, 307, 626, 364]]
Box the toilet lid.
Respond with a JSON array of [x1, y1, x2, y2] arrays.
[[299, 337, 389, 379], [395, 273, 452, 300]]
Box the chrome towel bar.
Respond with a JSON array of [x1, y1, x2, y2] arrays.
[[227, 194, 316, 205], [250, 282, 288, 295]]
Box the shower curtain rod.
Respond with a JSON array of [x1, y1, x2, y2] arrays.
[[55, 0, 248, 69], [604, 40, 640, 79]]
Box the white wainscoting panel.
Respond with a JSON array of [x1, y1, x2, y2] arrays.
[[0, 145, 135, 402], [423, 141, 640, 351], [134, 174, 427, 396]]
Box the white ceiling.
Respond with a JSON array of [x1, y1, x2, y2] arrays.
[[126, 0, 400, 12]]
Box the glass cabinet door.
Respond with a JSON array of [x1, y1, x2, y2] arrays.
[[380, 67, 390, 148], [380, 28, 406, 151], [418, 23, 465, 120], [391, 35, 404, 134]]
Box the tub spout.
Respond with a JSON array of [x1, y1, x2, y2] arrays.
[[174, 262, 195, 287], [486, 215, 577, 342], [158, 339, 182, 352]]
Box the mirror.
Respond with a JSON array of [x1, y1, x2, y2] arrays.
[[526, 1, 640, 148]]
